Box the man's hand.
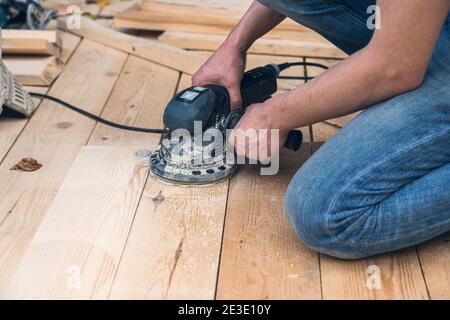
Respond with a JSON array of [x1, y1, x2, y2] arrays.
[[229, 101, 289, 162], [191, 1, 286, 108], [192, 45, 246, 108]]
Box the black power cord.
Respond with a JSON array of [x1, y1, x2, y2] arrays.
[[276, 61, 329, 80], [29, 92, 169, 134], [28, 61, 329, 134]]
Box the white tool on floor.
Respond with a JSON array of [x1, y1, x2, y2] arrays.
[[0, 29, 37, 117]]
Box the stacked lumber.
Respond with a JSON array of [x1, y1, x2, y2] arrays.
[[115, 0, 346, 58], [2, 30, 62, 86]]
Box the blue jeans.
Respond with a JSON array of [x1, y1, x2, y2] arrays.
[[258, 0, 450, 259]]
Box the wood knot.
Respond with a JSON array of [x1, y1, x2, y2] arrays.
[[56, 122, 73, 129]]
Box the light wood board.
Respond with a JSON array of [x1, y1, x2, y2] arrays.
[[58, 17, 206, 75], [109, 74, 229, 300], [137, 2, 301, 31], [159, 31, 346, 58], [2, 39, 60, 56], [217, 147, 322, 299], [3, 56, 61, 86], [417, 233, 450, 300], [1, 30, 61, 46], [320, 249, 429, 299], [142, 0, 252, 11], [0, 39, 127, 294], [3, 146, 149, 299]]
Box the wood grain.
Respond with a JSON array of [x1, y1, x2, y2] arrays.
[[2, 39, 60, 56], [1, 30, 61, 47], [142, 0, 252, 11], [312, 122, 340, 142], [3, 146, 148, 299], [88, 55, 179, 147], [0, 40, 127, 294], [108, 74, 229, 299], [321, 248, 429, 300], [137, 2, 309, 33], [3, 56, 61, 86], [59, 31, 82, 64], [217, 146, 322, 299], [58, 17, 207, 75], [159, 31, 345, 58], [417, 233, 450, 300]]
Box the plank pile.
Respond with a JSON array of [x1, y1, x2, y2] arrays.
[[2, 30, 62, 86], [114, 0, 346, 58]]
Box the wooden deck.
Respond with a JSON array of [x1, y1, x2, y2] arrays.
[[0, 26, 448, 300]]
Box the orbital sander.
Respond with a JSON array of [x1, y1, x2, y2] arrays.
[[149, 64, 304, 185]]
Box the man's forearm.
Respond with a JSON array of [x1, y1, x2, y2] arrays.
[[222, 1, 286, 53], [266, 47, 419, 132]]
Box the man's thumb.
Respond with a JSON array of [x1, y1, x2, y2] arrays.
[[228, 86, 243, 109]]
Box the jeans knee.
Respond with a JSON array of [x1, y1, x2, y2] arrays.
[[284, 169, 378, 260], [284, 170, 331, 251]]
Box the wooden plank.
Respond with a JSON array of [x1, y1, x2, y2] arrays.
[[417, 233, 450, 300], [115, 18, 313, 41], [1, 30, 61, 47], [3, 56, 61, 86], [58, 17, 206, 75], [89, 55, 179, 147], [115, 6, 324, 41], [108, 74, 228, 299], [101, 0, 136, 16], [321, 249, 429, 299], [2, 29, 61, 58], [3, 55, 180, 299], [217, 146, 322, 299], [138, 2, 301, 32], [59, 31, 82, 64], [312, 122, 340, 142], [142, 0, 252, 11], [2, 146, 148, 299], [0, 40, 127, 294], [159, 31, 346, 58], [2, 39, 60, 56]]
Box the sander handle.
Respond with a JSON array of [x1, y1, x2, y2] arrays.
[[238, 65, 303, 152]]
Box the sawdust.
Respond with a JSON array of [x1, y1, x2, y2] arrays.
[[10, 157, 42, 172], [152, 190, 165, 211]]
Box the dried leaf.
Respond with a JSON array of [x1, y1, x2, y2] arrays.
[[10, 157, 43, 172]]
